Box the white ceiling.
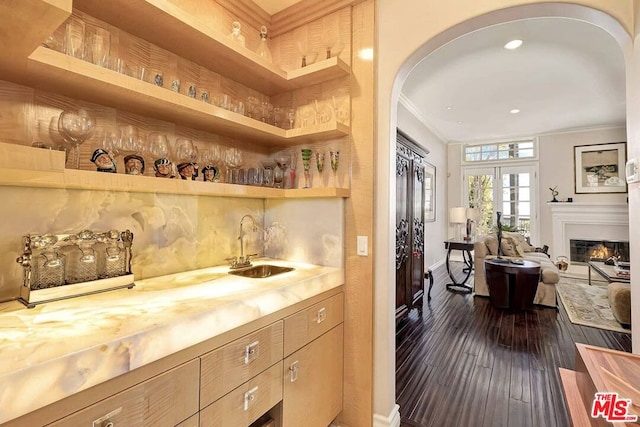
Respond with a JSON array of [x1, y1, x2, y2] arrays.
[[401, 17, 627, 143]]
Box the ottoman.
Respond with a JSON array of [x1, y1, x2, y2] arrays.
[[608, 282, 631, 326]]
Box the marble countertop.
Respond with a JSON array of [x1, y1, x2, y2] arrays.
[[0, 259, 343, 424]]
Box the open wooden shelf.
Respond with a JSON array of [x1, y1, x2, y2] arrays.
[[25, 48, 350, 146], [0, 142, 349, 199], [73, 0, 351, 96]]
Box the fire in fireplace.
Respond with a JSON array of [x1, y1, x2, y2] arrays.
[[569, 239, 630, 264]]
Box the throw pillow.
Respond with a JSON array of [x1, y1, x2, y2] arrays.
[[503, 231, 535, 253], [500, 236, 521, 257], [485, 235, 499, 255]]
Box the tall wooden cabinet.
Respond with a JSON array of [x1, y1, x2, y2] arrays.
[[395, 130, 427, 324]]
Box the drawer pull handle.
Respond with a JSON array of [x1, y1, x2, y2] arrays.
[[244, 340, 260, 364], [92, 407, 122, 427], [289, 360, 299, 382], [315, 307, 326, 324], [243, 385, 259, 411]]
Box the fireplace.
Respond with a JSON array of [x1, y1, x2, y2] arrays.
[[569, 239, 630, 264]]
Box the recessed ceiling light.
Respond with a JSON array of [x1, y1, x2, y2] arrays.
[[446, 106, 453, 110], [504, 39, 523, 50], [457, 121, 463, 124], [510, 109, 520, 114]]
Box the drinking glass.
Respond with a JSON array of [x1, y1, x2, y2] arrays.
[[287, 108, 296, 129], [297, 40, 318, 68], [87, 25, 110, 67], [147, 132, 169, 160], [322, 29, 343, 59], [289, 150, 298, 188], [174, 138, 198, 163], [224, 147, 243, 183], [58, 108, 96, 168], [261, 159, 277, 187], [301, 148, 312, 188], [330, 150, 340, 184], [316, 152, 326, 187], [116, 125, 142, 156], [274, 154, 291, 188], [65, 18, 85, 60]]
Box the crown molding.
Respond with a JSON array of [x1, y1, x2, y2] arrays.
[[398, 93, 448, 143], [217, 0, 271, 31], [270, 0, 364, 36]]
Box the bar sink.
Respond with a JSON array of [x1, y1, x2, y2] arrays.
[[229, 265, 294, 278]]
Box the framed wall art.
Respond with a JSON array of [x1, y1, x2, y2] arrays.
[[424, 161, 436, 222], [574, 142, 627, 194]]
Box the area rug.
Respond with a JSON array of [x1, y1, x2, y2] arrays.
[[556, 280, 631, 334]]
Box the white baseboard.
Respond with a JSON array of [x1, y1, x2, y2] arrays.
[[373, 404, 401, 427], [429, 258, 446, 272]]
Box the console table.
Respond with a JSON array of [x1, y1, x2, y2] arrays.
[[443, 239, 474, 293]]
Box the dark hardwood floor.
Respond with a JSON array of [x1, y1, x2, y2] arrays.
[[396, 262, 632, 427]]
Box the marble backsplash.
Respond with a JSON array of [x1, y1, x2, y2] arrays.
[[0, 186, 343, 302]]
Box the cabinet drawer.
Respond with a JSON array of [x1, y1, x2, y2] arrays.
[[199, 362, 283, 427], [200, 321, 283, 409], [48, 359, 199, 427], [284, 292, 343, 356]]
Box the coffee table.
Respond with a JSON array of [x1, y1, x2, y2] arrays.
[[587, 260, 630, 285], [485, 259, 541, 310]]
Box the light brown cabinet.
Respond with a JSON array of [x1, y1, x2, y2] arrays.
[[283, 324, 344, 427], [6, 290, 344, 427], [282, 292, 344, 427], [48, 359, 200, 427]]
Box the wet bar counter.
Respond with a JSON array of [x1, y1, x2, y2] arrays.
[[0, 259, 343, 424]]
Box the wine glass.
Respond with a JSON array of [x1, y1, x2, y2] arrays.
[[322, 29, 343, 59], [287, 108, 296, 129], [316, 152, 325, 186], [330, 150, 340, 185], [116, 125, 142, 157], [296, 40, 318, 68], [274, 154, 291, 188], [58, 109, 96, 168], [301, 148, 312, 188], [147, 132, 169, 166], [224, 147, 243, 183], [261, 159, 277, 187]]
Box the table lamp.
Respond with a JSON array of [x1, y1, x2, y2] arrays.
[[449, 207, 467, 241], [465, 207, 480, 241]]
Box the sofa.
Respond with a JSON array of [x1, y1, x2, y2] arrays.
[[473, 232, 560, 307]]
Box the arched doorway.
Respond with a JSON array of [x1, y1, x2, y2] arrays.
[[374, 3, 632, 425]]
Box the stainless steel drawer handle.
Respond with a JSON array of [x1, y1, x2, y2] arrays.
[[244, 340, 259, 364], [243, 385, 259, 411], [289, 360, 299, 382], [315, 307, 326, 324], [92, 407, 122, 427]]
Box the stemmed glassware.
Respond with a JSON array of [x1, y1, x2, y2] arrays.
[[147, 132, 169, 161], [289, 151, 298, 188], [330, 150, 340, 183], [224, 147, 243, 183], [316, 152, 325, 186], [58, 108, 96, 168], [274, 154, 291, 188], [287, 108, 296, 129], [322, 29, 343, 59], [116, 125, 143, 157], [297, 40, 318, 68], [261, 159, 277, 187], [301, 148, 312, 188]]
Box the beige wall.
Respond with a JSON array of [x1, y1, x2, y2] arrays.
[[375, 1, 635, 423]]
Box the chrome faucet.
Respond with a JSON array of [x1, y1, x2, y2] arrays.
[[227, 214, 259, 269]]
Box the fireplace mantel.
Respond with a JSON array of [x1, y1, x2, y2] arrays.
[[547, 202, 629, 259]]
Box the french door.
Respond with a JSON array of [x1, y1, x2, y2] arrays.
[[463, 164, 538, 241]]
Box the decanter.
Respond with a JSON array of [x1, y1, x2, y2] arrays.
[[256, 25, 273, 63], [228, 21, 245, 47]]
